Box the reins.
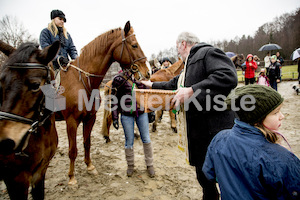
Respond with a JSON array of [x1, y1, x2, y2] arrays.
[[0, 63, 54, 156], [119, 30, 148, 81], [57, 28, 148, 95]]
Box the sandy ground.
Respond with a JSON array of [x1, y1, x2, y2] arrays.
[[1, 81, 299, 200]]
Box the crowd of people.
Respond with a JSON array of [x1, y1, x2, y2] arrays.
[[150, 57, 173, 74], [39, 9, 299, 200], [242, 51, 286, 91]]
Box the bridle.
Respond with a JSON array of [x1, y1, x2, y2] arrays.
[[0, 63, 53, 156], [119, 30, 148, 80]]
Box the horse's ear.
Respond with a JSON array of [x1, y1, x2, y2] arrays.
[[38, 41, 60, 65], [0, 40, 16, 56], [124, 21, 131, 35]]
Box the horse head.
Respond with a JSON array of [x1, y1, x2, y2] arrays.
[[150, 58, 184, 82], [0, 40, 60, 154], [231, 54, 245, 69], [112, 21, 151, 80]]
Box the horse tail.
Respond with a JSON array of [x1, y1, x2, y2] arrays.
[[100, 80, 113, 142]]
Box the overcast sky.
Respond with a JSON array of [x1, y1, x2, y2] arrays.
[[1, 0, 300, 58]]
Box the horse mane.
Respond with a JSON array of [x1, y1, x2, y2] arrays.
[[80, 27, 123, 64], [2, 42, 39, 70]]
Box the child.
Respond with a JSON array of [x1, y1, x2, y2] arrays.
[[244, 54, 258, 85], [202, 85, 300, 200], [267, 55, 281, 91], [257, 68, 269, 86]]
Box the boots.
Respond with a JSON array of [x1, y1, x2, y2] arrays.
[[143, 142, 155, 178], [125, 148, 134, 177]]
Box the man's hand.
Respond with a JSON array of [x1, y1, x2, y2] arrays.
[[113, 120, 119, 130], [141, 80, 153, 88], [171, 87, 194, 108]]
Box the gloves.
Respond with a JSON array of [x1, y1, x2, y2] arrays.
[[113, 120, 119, 130], [59, 56, 69, 67], [148, 112, 156, 123]]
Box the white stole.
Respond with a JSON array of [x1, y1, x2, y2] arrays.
[[177, 56, 189, 164]]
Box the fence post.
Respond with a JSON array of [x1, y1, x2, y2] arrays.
[[292, 72, 294, 79]]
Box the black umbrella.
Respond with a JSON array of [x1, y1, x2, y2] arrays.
[[258, 43, 282, 51]]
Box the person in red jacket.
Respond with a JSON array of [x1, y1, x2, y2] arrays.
[[244, 54, 258, 85]]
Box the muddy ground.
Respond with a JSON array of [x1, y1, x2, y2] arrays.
[[1, 81, 299, 200]]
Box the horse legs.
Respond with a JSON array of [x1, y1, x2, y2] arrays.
[[31, 174, 45, 200], [66, 117, 79, 185], [4, 174, 30, 200], [83, 114, 98, 175], [152, 110, 163, 132], [169, 110, 177, 133]]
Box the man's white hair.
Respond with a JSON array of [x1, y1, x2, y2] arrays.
[[177, 32, 200, 45]]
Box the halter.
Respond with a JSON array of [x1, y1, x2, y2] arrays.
[[0, 63, 53, 156], [119, 30, 147, 80]]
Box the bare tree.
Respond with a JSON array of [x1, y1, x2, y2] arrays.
[[0, 15, 37, 64]]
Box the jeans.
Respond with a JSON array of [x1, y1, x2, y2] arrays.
[[269, 79, 278, 91], [121, 113, 151, 149]]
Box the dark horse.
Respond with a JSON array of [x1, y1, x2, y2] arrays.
[[0, 40, 59, 199], [56, 21, 150, 185], [231, 54, 245, 70]]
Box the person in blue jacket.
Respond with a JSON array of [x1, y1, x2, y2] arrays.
[[202, 85, 300, 200], [39, 9, 77, 70]]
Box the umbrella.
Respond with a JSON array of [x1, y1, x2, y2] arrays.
[[290, 48, 300, 60], [225, 52, 236, 58], [258, 43, 282, 51]]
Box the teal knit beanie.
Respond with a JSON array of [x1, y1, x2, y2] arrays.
[[225, 85, 284, 124]]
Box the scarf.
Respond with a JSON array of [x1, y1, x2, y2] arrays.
[[57, 27, 66, 48]]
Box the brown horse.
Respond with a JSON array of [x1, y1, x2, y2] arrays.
[[57, 21, 150, 185], [231, 54, 245, 69], [100, 58, 184, 141], [0, 41, 59, 199], [150, 58, 184, 133]]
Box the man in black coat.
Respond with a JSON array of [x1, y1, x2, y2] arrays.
[[142, 32, 238, 200]]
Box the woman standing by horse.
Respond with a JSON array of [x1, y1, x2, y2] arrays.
[[39, 9, 78, 70], [111, 70, 155, 178]]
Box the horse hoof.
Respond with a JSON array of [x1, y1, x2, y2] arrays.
[[104, 136, 111, 143], [172, 127, 177, 133], [87, 164, 95, 171], [134, 133, 140, 139], [87, 164, 98, 175], [88, 168, 99, 175], [152, 124, 156, 132], [68, 177, 77, 185]]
